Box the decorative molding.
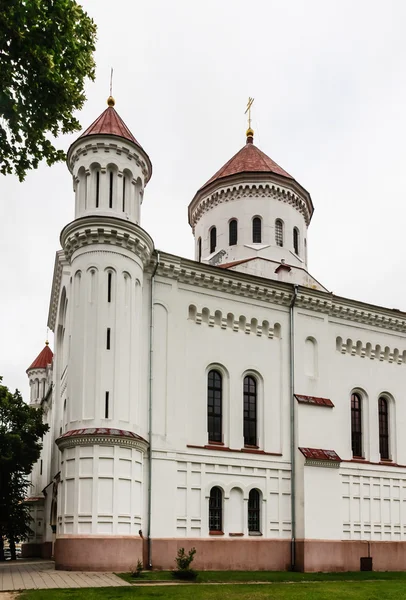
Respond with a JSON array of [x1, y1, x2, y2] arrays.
[[336, 336, 406, 365], [56, 427, 149, 453], [295, 394, 334, 408], [47, 250, 68, 332], [305, 459, 341, 469], [60, 215, 154, 266], [189, 182, 312, 231], [299, 448, 341, 468], [188, 304, 281, 338], [67, 139, 152, 186]]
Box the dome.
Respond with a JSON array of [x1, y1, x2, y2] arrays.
[[27, 343, 53, 372]]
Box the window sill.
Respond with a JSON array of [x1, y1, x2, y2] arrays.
[[208, 441, 224, 446], [209, 531, 224, 536], [244, 444, 259, 450], [229, 532, 244, 537], [249, 532, 263, 537], [187, 444, 282, 457]]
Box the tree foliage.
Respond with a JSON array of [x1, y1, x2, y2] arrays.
[[0, 376, 49, 560], [0, 0, 96, 180]]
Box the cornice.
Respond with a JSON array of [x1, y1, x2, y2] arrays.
[[155, 252, 406, 335], [56, 428, 148, 453], [60, 215, 154, 267], [304, 459, 341, 469], [47, 250, 68, 332], [189, 179, 313, 231], [67, 137, 152, 186]]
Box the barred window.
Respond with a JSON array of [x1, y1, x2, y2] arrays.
[[229, 219, 238, 246], [351, 393, 362, 457], [244, 376, 257, 446], [208, 370, 222, 443], [275, 219, 283, 247], [379, 397, 389, 460], [210, 227, 217, 254], [252, 217, 262, 243], [248, 489, 260, 533], [209, 486, 223, 532], [293, 227, 299, 255]]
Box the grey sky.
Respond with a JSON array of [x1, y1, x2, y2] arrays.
[[2, 0, 406, 399]]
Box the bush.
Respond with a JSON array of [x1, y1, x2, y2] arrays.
[[130, 559, 143, 578], [172, 547, 197, 581]]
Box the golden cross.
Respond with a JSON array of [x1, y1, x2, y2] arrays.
[[110, 67, 114, 97], [245, 97, 254, 129]]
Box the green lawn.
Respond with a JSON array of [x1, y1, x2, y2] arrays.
[[117, 570, 406, 583], [18, 582, 406, 600]]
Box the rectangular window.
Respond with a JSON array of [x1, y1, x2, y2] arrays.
[[107, 272, 112, 303], [122, 177, 126, 212], [96, 171, 100, 208], [106, 328, 111, 350], [105, 391, 109, 419], [109, 172, 113, 208], [40, 460, 43, 475]]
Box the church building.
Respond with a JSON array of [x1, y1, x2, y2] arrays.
[[24, 97, 406, 572]]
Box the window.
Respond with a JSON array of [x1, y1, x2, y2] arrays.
[[197, 237, 202, 262], [40, 460, 43, 476], [244, 376, 257, 446], [252, 217, 262, 243], [229, 219, 238, 245], [210, 227, 217, 254], [105, 391, 110, 419], [293, 227, 299, 255], [208, 369, 222, 443], [248, 489, 260, 533], [379, 397, 389, 460], [209, 486, 222, 532], [95, 171, 100, 208], [109, 171, 113, 208], [275, 219, 283, 247], [122, 177, 126, 212], [107, 272, 112, 303], [351, 393, 362, 457], [106, 328, 111, 350]]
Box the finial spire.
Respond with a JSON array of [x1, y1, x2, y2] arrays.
[[107, 67, 115, 107], [245, 97, 254, 144]]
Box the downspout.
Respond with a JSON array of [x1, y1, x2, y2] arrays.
[[147, 251, 160, 569], [289, 284, 298, 570]]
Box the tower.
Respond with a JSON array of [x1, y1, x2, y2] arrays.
[[26, 342, 53, 407], [54, 97, 154, 570]]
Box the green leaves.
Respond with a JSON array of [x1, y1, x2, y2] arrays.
[[0, 0, 96, 180]]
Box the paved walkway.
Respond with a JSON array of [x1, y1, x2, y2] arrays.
[[0, 559, 130, 591]]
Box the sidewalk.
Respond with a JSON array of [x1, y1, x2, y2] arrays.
[[0, 559, 130, 591]]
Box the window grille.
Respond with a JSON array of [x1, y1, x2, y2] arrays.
[[244, 376, 257, 446], [229, 219, 238, 245], [208, 370, 222, 443], [351, 393, 362, 457], [248, 489, 260, 532], [379, 397, 389, 459], [275, 220, 283, 247], [210, 227, 217, 254], [209, 487, 222, 531], [252, 217, 262, 243]]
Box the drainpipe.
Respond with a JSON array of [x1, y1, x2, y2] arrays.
[[289, 284, 298, 570], [147, 251, 160, 569]]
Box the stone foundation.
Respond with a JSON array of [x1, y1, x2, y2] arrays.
[[55, 536, 143, 571], [21, 541, 53, 559]]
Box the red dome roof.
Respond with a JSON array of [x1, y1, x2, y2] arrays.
[[27, 344, 53, 372], [80, 105, 141, 146], [199, 141, 293, 193]]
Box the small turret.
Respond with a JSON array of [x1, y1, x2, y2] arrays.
[[26, 342, 53, 406]]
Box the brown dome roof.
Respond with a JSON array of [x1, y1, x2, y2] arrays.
[[79, 105, 141, 146], [27, 344, 53, 372]]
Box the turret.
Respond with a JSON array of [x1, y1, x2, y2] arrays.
[[26, 342, 53, 406]]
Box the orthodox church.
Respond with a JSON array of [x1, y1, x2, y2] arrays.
[[23, 97, 406, 572]]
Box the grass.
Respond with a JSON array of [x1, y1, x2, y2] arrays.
[[117, 569, 406, 583], [18, 581, 406, 600]]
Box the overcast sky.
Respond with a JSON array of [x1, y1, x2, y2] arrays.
[[2, 0, 406, 398]]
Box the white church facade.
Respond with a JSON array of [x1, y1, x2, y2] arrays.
[[23, 97, 406, 572]]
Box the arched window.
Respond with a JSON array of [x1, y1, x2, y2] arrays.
[[275, 219, 283, 247], [197, 237, 202, 262], [209, 486, 223, 532], [229, 219, 238, 246], [210, 227, 217, 254], [109, 171, 114, 208], [95, 170, 100, 208], [244, 376, 257, 446], [252, 217, 262, 243], [379, 397, 389, 460], [351, 393, 362, 457], [293, 227, 299, 255], [208, 370, 222, 443], [248, 489, 261, 533]]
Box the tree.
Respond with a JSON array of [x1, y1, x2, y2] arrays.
[[0, 377, 49, 560], [0, 0, 96, 181]]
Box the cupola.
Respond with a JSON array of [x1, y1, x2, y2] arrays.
[[66, 98, 152, 225]]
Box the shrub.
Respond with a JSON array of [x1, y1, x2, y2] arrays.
[[130, 559, 143, 578], [172, 547, 197, 581]]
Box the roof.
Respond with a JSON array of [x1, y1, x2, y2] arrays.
[[79, 105, 141, 146], [27, 344, 53, 372], [199, 141, 293, 193]]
